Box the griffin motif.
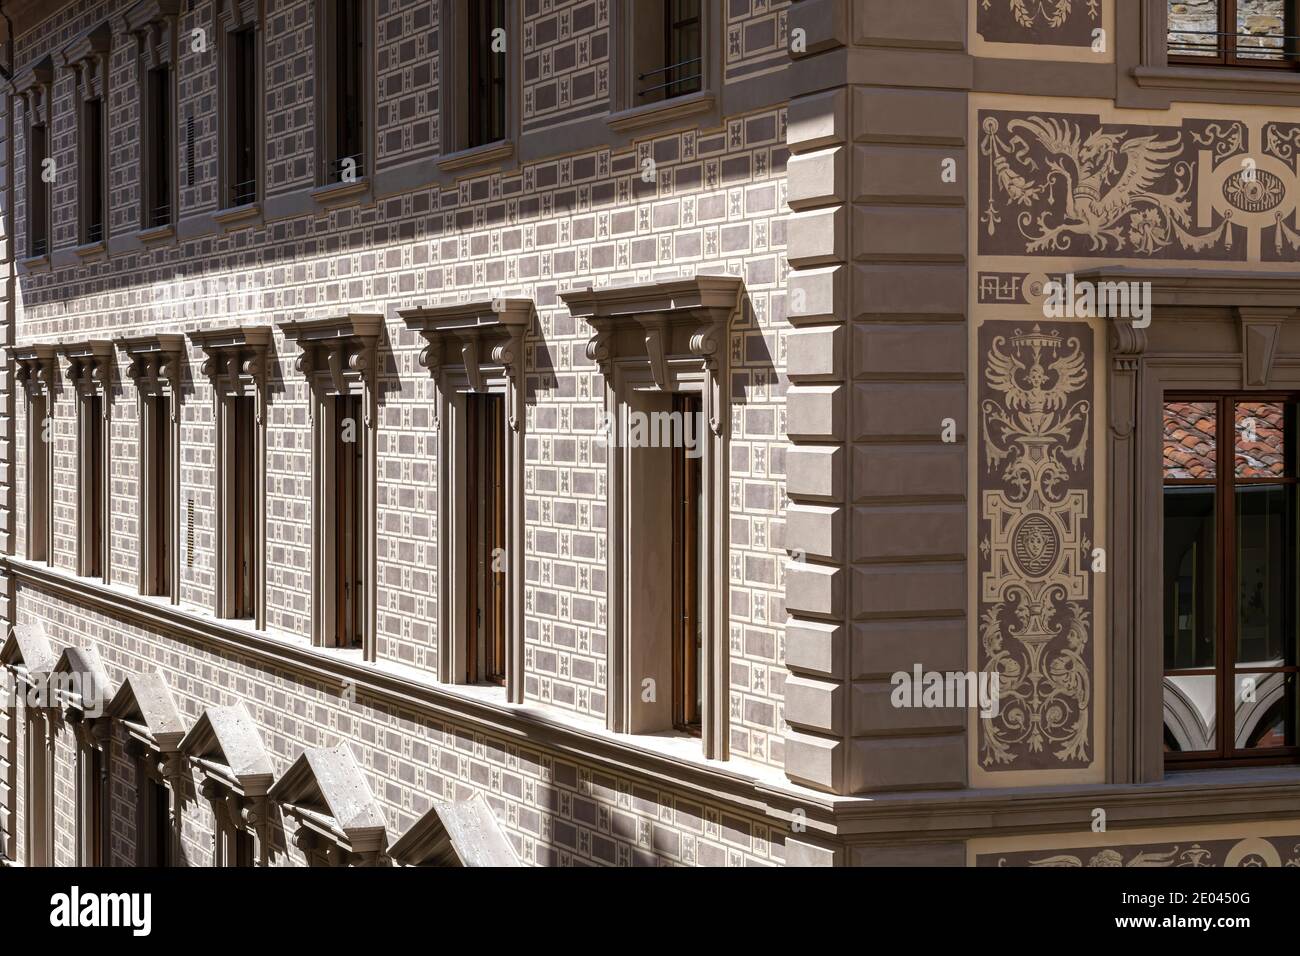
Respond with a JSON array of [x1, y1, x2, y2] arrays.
[[981, 114, 1235, 256]]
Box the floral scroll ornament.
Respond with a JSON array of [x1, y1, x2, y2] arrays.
[[980, 115, 1234, 255], [982, 0, 1098, 29], [980, 326, 1092, 767]]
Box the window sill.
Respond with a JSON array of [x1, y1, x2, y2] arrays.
[[73, 241, 107, 262], [606, 89, 715, 134], [1133, 63, 1300, 93], [437, 139, 515, 174], [137, 223, 175, 246], [213, 202, 262, 229], [18, 254, 51, 273], [310, 178, 370, 208]]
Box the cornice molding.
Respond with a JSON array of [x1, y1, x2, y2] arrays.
[[117, 334, 186, 419], [61, 21, 112, 102], [12, 343, 58, 395], [562, 275, 742, 434], [191, 326, 272, 423], [280, 314, 382, 424], [399, 298, 533, 430], [56, 340, 115, 392]]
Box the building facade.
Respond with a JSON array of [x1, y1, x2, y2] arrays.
[[0, 0, 1297, 868]]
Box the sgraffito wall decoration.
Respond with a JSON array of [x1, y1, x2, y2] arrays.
[[978, 834, 1300, 867], [979, 109, 1300, 263], [978, 321, 1094, 772], [976, 0, 1101, 46]]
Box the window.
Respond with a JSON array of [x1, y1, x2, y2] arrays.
[[79, 746, 105, 866], [26, 393, 50, 563], [633, 0, 702, 102], [561, 277, 740, 758], [331, 394, 364, 650], [317, 0, 368, 185], [28, 123, 50, 258], [24, 706, 51, 867], [80, 98, 106, 244], [144, 778, 171, 867], [224, 27, 258, 207], [1167, 0, 1299, 67], [142, 396, 173, 597], [465, 0, 506, 148], [672, 393, 703, 733], [230, 397, 257, 619], [81, 394, 105, 579], [440, 0, 513, 160], [144, 66, 172, 228], [466, 394, 506, 684], [1163, 396, 1300, 766]]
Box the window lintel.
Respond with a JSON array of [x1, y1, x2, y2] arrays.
[[13, 56, 54, 123], [105, 672, 187, 762], [13, 344, 58, 395], [180, 703, 274, 816], [401, 298, 531, 412], [57, 340, 115, 393], [267, 746, 388, 864], [121, 0, 181, 65], [61, 22, 112, 101]]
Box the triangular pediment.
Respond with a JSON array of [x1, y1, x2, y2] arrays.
[[268, 746, 387, 853], [105, 671, 186, 752], [180, 703, 274, 796], [389, 792, 519, 867], [50, 646, 115, 715], [0, 623, 58, 677]]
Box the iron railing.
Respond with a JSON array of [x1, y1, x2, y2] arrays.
[[1168, 28, 1300, 62], [636, 56, 702, 98]]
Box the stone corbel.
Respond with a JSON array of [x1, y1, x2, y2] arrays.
[[1237, 307, 1293, 389], [193, 327, 272, 426], [214, 0, 263, 31], [490, 327, 526, 433], [279, 314, 383, 428], [461, 334, 484, 392], [689, 315, 727, 436], [638, 313, 670, 391]]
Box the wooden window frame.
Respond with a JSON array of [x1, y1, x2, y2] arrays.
[[563, 277, 740, 759], [1167, 0, 1300, 69], [119, 335, 185, 604], [14, 347, 56, 565], [1162, 392, 1300, 768], [608, 0, 717, 131], [213, 0, 264, 216], [62, 23, 112, 251], [13, 58, 54, 263], [671, 392, 703, 735], [124, 0, 182, 235], [401, 300, 530, 695], [280, 315, 381, 659], [313, 0, 375, 200], [437, 0, 517, 170], [60, 343, 114, 582], [195, 328, 270, 627], [27, 121, 50, 258]]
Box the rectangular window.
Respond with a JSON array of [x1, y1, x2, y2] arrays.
[[633, 0, 703, 102], [231, 397, 257, 619], [143, 397, 173, 597], [320, 0, 366, 182], [24, 710, 51, 866], [81, 99, 105, 244], [147, 779, 170, 867], [672, 393, 703, 733], [81, 394, 105, 578], [466, 394, 506, 684], [27, 395, 49, 562], [226, 28, 257, 207], [1167, 0, 1299, 67], [1163, 396, 1300, 766], [81, 747, 104, 866], [145, 67, 172, 227], [28, 123, 49, 257], [465, 0, 507, 148], [332, 395, 363, 649]]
